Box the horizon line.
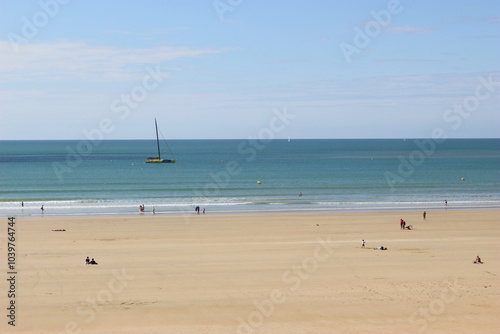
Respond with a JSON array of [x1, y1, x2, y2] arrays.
[[1, 137, 499, 141]]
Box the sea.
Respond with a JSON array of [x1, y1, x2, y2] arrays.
[[0, 139, 499, 217]]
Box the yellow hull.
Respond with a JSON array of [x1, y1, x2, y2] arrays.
[[146, 158, 176, 163]]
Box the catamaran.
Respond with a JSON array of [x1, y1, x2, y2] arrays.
[[146, 119, 176, 163]]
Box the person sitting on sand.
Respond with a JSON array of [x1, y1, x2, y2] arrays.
[[405, 225, 412, 230], [85, 257, 90, 265], [90, 258, 98, 265], [474, 256, 482, 264]]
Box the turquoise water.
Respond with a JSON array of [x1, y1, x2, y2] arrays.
[[0, 139, 499, 216]]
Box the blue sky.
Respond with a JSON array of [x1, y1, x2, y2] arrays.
[[0, 0, 499, 139]]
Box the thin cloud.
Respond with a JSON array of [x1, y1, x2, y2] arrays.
[[0, 40, 231, 82], [383, 26, 436, 34], [104, 27, 190, 37], [462, 35, 500, 40], [481, 16, 500, 24], [376, 58, 439, 63]]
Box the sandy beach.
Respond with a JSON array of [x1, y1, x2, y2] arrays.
[[1, 209, 499, 334]]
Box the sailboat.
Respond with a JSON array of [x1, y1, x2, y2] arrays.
[[146, 119, 176, 163]]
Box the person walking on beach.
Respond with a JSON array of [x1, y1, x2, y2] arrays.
[[361, 239, 365, 248], [423, 211, 427, 220], [195, 206, 200, 214], [203, 208, 206, 215]]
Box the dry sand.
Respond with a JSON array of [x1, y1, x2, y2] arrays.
[[0, 209, 499, 334]]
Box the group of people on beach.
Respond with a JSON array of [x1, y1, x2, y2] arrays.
[[137, 204, 207, 215], [399, 219, 412, 230], [139, 204, 157, 214], [195, 206, 206, 214], [21, 201, 45, 213], [85, 257, 98, 265], [363, 217, 485, 262]]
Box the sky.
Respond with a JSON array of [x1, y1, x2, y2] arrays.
[[0, 0, 499, 140]]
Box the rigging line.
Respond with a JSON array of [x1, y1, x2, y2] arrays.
[[157, 128, 175, 158]]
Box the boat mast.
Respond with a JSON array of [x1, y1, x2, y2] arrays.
[[155, 118, 161, 159]]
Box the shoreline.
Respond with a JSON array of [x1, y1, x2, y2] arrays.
[[3, 203, 499, 219]]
